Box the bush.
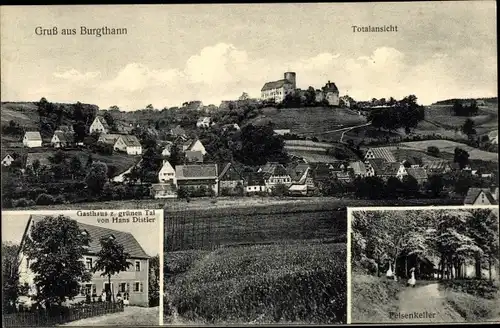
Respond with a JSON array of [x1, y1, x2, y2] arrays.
[[427, 146, 440, 156], [35, 193, 56, 205], [54, 195, 65, 204], [14, 198, 35, 208]]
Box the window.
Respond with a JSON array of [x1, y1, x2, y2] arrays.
[[119, 283, 127, 293], [134, 282, 141, 292], [26, 258, 30, 269], [135, 260, 141, 272], [85, 258, 92, 270], [104, 282, 113, 293]]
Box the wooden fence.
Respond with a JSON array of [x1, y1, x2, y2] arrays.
[[3, 302, 124, 327], [165, 213, 220, 252]]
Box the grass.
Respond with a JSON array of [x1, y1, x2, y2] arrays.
[[165, 241, 347, 324], [442, 289, 500, 322], [399, 140, 498, 162], [249, 106, 366, 136], [350, 273, 405, 323], [0, 102, 40, 129]]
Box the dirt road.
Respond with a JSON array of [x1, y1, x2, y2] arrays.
[[394, 283, 464, 323], [60, 306, 159, 326]]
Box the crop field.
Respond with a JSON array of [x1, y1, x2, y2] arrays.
[[165, 241, 347, 324], [399, 140, 498, 162], [1, 102, 40, 128], [250, 107, 366, 135]]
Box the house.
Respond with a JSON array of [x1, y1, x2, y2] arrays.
[[89, 116, 110, 134], [185, 150, 204, 163], [116, 122, 134, 134], [169, 125, 186, 138], [406, 167, 428, 184], [245, 172, 267, 194], [196, 117, 212, 128], [23, 131, 42, 148], [218, 162, 245, 196], [321, 81, 340, 106], [288, 184, 308, 196], [150, 183, 177, 199], [258, 162, 292, 191], [310, 163, 333, 183], [2, 154, 15, 166], [114, 135, 142, 155], [98, 134, 121, 146], [161, 141, 174, 157], [158, 160, 176, 184], [330, 162, 347, 174], [182, 101, 204, 111], [463, 188, 498, 205], [261, 72, 297, 102], [273, 129, 291, 136], [182, 139, 206, 156], [364, 147, 397, 162], [348, 161, 367, 177], [50, 130, 73, 148], [334, 171, 351, 182], [365, 159, 388, 177], [488, 130, 498, 145], [18, 216, 150, 306], [175, 164, 218, 196], [288, 163, 315, 189]]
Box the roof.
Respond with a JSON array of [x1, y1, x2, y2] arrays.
[[26, 215, 150, 259], [366, 158, 389, 174], [175, 164, 217, 179], [185, 150, 204, 163], [406, 167, 428, 180], [170, 125, 186, 136], [24, 131, 42, 141], [218, 162, 244, 181], [117, 135, 141, 147], [365, 147, 397, 162], [310, 163, 332, 180], [289, 184, 308, 191], [197, 117, 211, 123], [288, 163, 310, 182], [246, 172, 266, 186], [322, 81, 339, 93], [464, 188, 498, 205], [99, 134, 121, 144], [183, 138, 201, 150], [259, 162, 289, 177], [95, 116, 110, 129], [349, 161, 367, 175], [53, 131, 73, 143], [261, 79, 292, 91], [380, 162, 402, 176], [422, 160, 451, 171], [26, 153, 51, 167]]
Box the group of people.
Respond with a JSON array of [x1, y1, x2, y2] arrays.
[[385, 263, 416, 287], [100, 291, 130, 305]]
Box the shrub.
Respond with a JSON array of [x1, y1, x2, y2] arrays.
[[35, 193, 55, 205], [54, 195, 65, 204], [427, 146, 440, 156], [14, 198, 35, 208]]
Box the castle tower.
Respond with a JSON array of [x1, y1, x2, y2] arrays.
[[284, 72, 296, 90]]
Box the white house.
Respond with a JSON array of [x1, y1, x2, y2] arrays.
[[50, 130, 73, 148], [258, 162, 292, 191], [182, 139, 207, 156], [464, 188, 498, 205], [23, 132, 42, 148], [158, 160, 176, 185], [89, 116, 110, 134], [114, 135, 142, 155], [2, 154, 15, 166], [261, 72, 296, 102], [196, 117, 212, 128]]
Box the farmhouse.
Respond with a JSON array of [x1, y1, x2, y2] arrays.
[[89, 116, 110, 134], [23, 131, 42, 148], [245, 172, 266, 194], [364, 147, 397, 162], [261, 72, 297, 102], [114, 135, 142, 155], [464, 188, 499, 205], [182, 139, 206, 156], [175, 164, 219, 196], [2, 154, 15, 166], [218, 162, 245, 196], [98, 134, 121, 146], [315, 89, 324, 103], [365, 159, 388, 177], [158, 160, 176, 184], [310, 163, 333, 183], [185, 150, 204, 163], [51, 130, 74, 148], [406, 167, 428, 184], [196, 116, 212, 128], [18, 216, 150, 306], [259, 162, 292, 191]]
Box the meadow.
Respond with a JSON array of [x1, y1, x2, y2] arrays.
[[399, 140, 498, 162]]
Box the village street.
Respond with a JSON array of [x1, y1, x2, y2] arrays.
[[60, 306, 159, 326]]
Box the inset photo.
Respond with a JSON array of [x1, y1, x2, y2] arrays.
[[348, 206, 500, 324], [2, 209, 162, 327], [164, 203, 347, 325]]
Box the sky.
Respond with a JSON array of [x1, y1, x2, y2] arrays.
[[1, 210, 161, 257], [1, 2, 497, 110]]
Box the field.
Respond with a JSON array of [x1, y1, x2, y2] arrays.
[[424, 105, 498, 135], [165, 242, 347, 324], [1, 102, 40, 128], [399, 140, 498, 162], [249, 106, 366, 136], [284, 139, 360, 162]]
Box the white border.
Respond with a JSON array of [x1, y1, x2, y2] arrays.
[[347, 204, 499, 325], [158, 209, 164, 326]]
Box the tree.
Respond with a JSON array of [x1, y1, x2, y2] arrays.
[[426, 174, 444, 198], [148, 255, 160, 306], [427, 146, 440, 156], [85, 161, 108, 195], [93, 236, 132, 303], [461, 118, 476, 138], [23, 215, 92, 309], [238, 92, 249, 101], [145, 104, 154, 110], [2, 242, 20, 314], [401, 175, 420, 198], [453, 147, 470, 169], [103, 111, 116, 131]]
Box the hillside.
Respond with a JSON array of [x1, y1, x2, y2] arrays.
[[398, 140, 498, 162], [248, 106, 367, 137], [432, 97, 498, 106]]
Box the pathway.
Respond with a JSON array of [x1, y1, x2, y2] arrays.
[[394, 283, 463, 323], [60, 306, 159, 326]]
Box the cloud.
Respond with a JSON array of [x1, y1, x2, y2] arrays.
[[53, 68, 101, 81]]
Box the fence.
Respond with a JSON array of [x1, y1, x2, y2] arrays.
[[3, 302, 124, 327], [165, 212, 220, 252]]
